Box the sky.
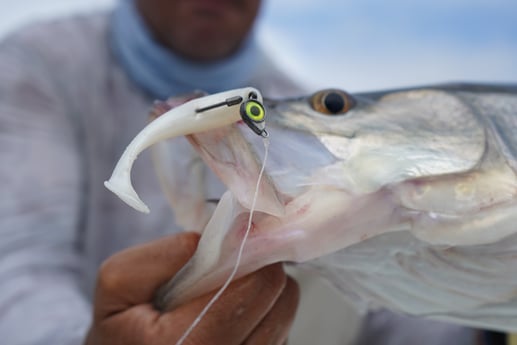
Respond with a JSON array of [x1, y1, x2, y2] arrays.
[[0, 0, 516, 92]]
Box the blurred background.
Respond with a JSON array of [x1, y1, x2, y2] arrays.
[[0, 0, 515, 91]]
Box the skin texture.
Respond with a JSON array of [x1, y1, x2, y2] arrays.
[[84, 232, 299, 345], [136, 0, 262, 62]]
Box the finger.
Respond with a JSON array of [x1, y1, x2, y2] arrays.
[[156, 263, 287, 345], [94, 232, 200, 319], [244, 276, 300, 345]]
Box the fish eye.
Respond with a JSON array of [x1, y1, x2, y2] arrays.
[[310, 89, 355, 115]]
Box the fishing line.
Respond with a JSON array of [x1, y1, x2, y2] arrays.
[[176, 137, 270, 345]]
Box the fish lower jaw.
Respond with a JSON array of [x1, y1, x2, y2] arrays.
[[160, 187, 403, 309]]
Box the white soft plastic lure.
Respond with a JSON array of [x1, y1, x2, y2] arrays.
[[106, 84, 517, 332], [105, 87, 267, 213]]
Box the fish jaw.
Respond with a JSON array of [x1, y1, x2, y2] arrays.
[[156, 184, 407, 310]]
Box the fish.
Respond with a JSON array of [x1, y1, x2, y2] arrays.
[[105, 84, 517, 332]]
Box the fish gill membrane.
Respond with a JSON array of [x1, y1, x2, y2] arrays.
[[105, 84, 517, 333]]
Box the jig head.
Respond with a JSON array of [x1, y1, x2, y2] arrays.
[[195, 91, 268, 138], [104, 87, 267, 213]]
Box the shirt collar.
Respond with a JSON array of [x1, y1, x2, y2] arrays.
[[110, 0, 260, 99]]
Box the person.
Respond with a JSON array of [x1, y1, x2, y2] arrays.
[[0, 0, 480, 344]]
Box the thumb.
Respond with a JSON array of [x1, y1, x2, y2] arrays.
[[92, 232, 200, 320]]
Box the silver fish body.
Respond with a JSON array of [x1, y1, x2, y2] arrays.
[[298, 85, 517, 331], [107, 84, 517, 331]]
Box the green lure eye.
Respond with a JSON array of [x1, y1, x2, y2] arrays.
[[240, 99, 267, 137], [243, 100, 265, 122]]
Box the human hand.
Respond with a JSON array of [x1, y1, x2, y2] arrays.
[[84, 232, 299, 345]]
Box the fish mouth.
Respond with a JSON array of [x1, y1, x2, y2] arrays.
[[102, 88, 304, 309], [184, 103, 342, 216], [154, 103, 363, 310], [104, 88, 379, 311], [186, 122, 287, 218], [154, 121, 307, 309]]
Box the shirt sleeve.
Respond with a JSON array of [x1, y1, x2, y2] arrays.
[[0, 31, 91, 345]]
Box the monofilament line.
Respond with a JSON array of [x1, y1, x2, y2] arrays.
[[175, 137, 270, 345]]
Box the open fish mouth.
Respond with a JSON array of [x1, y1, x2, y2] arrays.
[[155, 103, 354, 309], [186, 123, 286, 218], [103, 87, 412, 311], [185, 115, 339, 217], [104, 87, 365, 309]]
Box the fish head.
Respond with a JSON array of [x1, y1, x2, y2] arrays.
[[159, 88, 486, 308], [105, 87, 488, 310]]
